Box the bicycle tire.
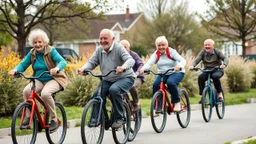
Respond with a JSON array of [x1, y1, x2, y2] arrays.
[[11, 102, 37, 144], [128, 100, 139, 142], [202, 87, 213, 122], [112, 102, 130, 144], [176, 89, 191, 128], [45, 102, 67, 144], [150, 92, 167, 133], [215, 90, 225, 119], [81, 99, 105, 144], [137, 108, 142, 132]]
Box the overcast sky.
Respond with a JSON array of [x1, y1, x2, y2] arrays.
[[106, 0, 208, 16]]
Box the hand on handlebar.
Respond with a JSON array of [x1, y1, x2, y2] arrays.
[[9, 69, 18, 77], [188, 66, 194, 70], [220, 64, 226, 69], [116, 66, 126, 74], [50, 67, 60, 75], [77, 68, 85, 75], [174, 65, 181, 72]]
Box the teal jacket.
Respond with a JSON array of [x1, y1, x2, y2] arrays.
[[15, 47, 67, 82]]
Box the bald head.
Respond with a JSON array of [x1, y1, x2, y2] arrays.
[[120, 39, 131, 52]]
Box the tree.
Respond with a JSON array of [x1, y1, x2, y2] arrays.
[[0, 0, 112, 58], [137, 1, 209, 54], [201, 0, 256, 58], [136, 0, 177, 20], [0, 14, 12, 47]]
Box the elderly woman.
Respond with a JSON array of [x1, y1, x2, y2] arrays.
[[9, 29, 67, 132], [140, 36, 186, 112]]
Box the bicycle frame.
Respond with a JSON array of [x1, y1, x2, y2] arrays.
[[146, 69, 187, 113], [205, 73, 215, 105], [21, 79, 50, 129]]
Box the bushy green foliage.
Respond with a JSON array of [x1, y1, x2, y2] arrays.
[[131, 45, 150, 57], [57, 71, 99, 107], [225, 56, 253, 92], [0, 71, 25, 116]]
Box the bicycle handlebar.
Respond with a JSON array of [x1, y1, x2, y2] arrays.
[[144, 68, 177, 75], [192, 66, 222, 73], [14, 71, 50, 80], [83, 69, 116, 78]]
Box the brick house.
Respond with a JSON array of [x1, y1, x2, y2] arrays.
[[54, 7, 147, 57]]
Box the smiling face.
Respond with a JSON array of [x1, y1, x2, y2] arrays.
[[157, 41, 168, 54], [33, 37, 46, 53], [204, 39, 214, 54], [99, 30, 114, 51]]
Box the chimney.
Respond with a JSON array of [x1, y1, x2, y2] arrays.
[[125, 5, 130, 21]]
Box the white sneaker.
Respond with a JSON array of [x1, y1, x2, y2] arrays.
[[174, 103, 181, 112]]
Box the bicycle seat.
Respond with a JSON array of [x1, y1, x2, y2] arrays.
[[52, 87, 64, 98]]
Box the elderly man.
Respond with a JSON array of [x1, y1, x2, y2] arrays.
[[189, 39, 229, 103], [120, 40, 144, 111], [78, 29, 135, 129]]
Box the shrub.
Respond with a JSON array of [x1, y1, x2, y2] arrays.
[[137, 55, 157, 99], [225, 56, 253, 92], [0, 49, 27, 116], [247, 59, 256, 88], [57, 70, 99, 107], [131, 45, 149, 57], [179, 54, 199, 97]]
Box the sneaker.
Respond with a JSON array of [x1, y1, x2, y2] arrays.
[[133, 103, 141, 112], [49, 120, 58, 133], [88, 118, 97, 127], [199, 98, 203, 104], [173, 103, 181, 112], [217, 92, 224, 102], [112, 119, 124, 129], [21, 117, 30, 126]]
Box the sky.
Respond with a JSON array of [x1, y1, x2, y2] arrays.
[[106, 0, 209, 17]]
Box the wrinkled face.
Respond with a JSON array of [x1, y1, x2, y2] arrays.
[[204, 40, 214, 54], [100, 31, 114, 50], [157, 41, 167, 54], [120, 41, 130, 52], [33, 37, 46, 53]]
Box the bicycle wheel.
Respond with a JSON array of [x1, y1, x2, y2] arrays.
[[46, 102, 67, 144], [176, 89, 191, 128], [81, 99, 105, 144], [112, 102, 130, 144], [11, 102, 37, 144], [202, 87, 213, 122], [215, 90, 225, 119], [128, 101, 139, 142], [137, 108, 142, 132], [150, 92, 167, 133]]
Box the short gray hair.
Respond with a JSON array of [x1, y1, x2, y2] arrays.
[[100, 29, 115, 39], [120, 39, 130, 47], [204, 39, 215, 45], [155, 36, 168, 48], [28, 29, 49, 46]]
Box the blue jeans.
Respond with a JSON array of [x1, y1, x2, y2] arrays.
[[152, 72, 184, 104], [93, 77, 135, 122]]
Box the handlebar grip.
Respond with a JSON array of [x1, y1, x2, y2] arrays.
[[144, 70, 150, 74]]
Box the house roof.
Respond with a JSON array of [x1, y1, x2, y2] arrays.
[[106, 13, 143, 30]]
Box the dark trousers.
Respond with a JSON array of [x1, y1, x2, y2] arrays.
[[152, 72, 184, 104], [93, 77, 135, 122], [198, 70, 224, 95]]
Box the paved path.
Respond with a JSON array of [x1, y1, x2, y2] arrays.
[[0, 103, 256, 144]]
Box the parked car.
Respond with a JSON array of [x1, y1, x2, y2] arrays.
[[24, 46, 81, 62]]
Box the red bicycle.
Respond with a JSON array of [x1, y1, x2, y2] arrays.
[[11, 71, 67, 144], [145, 68, 191, 133]]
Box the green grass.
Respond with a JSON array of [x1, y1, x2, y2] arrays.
[[1, 88, 256, 129], [243, 139, 256, 144]]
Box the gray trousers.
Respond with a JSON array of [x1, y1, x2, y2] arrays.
[[129, 78, 142, 103]]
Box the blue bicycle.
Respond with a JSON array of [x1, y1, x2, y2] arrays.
[[80, 69, 131, 144], [192, 66, 225, 122]]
